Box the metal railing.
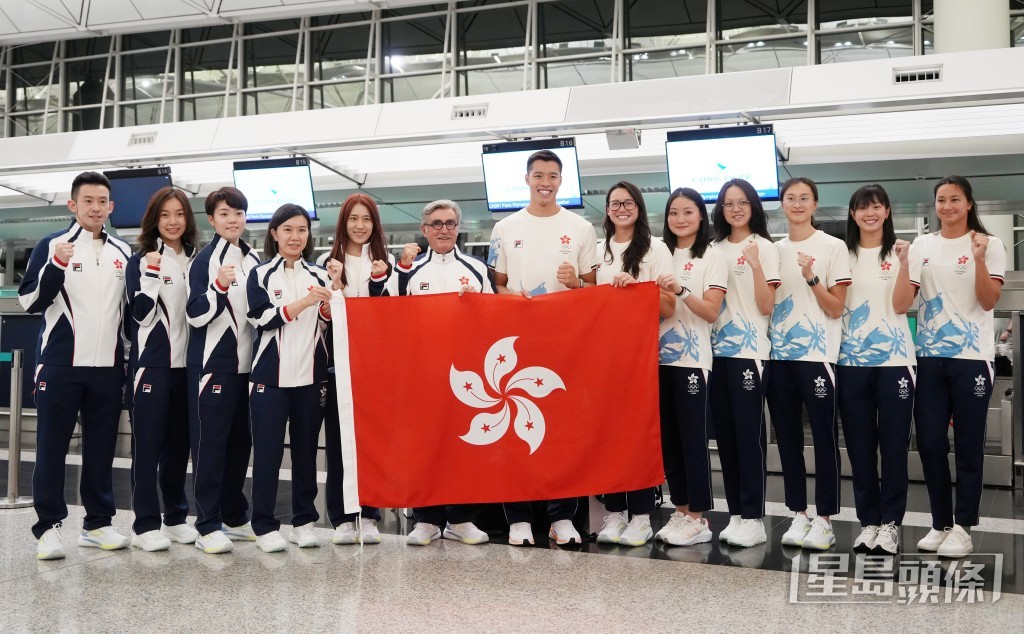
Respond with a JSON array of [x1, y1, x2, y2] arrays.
[[1, 349, 31, 509]]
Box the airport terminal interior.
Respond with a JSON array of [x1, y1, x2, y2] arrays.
[[2, 0, 1024, 630]]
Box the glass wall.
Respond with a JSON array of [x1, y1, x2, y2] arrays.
[[0, 0, 996, 137]]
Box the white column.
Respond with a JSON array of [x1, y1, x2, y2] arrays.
[[933, 0, 1009, 54], [983, 214, 1015, 270]]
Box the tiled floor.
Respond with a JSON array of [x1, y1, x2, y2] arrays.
[[2, 459, 1023, 631]]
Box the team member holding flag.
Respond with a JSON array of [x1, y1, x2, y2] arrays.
[[653, 187, 727, 548], [186, 187, 261, 554], [593, 181, 674, 547], [487, 149, 599, 546], [125, 187, 199, 552], [247, 204, 332, 553], [395, 199, 494, 547]]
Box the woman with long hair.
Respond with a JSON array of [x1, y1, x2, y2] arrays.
[[653, 187, 727, 547], [838, 184, 916, 555], [247, 204, 333, 553], [320, 193, 397, 544], [593, 181, 674, 547], [768, 177, 850, 551], [126, 187, 199, 551], [708, 178, 779, 548], [912, 175, 1004, 558]]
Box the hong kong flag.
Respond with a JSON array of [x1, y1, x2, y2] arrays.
[[330, 283, 663, 512]]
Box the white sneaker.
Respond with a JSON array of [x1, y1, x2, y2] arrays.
[[718, 515, 741, 544], [853, 525, 879, 553], [916, 528, 947, 552], [936, 524, 973, 558], [664, 515, 712, 547], [132, 529, 171, 552], [655, 512, 687, 543], [37, 527, 65, 560], [780, 513, 812, 547], [548, 519, 581, 545], [222, 522, 257, 541], [444, 522, 489, 545], [802, 517, 835, 551], [256, 530, 288, 553], [508, 522, 535, 546], [358, 518, 382, 544], [161, 523, 198, 544], [289, 523, 321, 548], [78, 526, 130, 550], [728, 519, 767, 548], [618, 514, 653, 547], [873, 523, 899, 555], [194, 530, 234, 554], [332, 522, 358, 545], [596, 511, 628, 544], [407, 522, 441, 546]]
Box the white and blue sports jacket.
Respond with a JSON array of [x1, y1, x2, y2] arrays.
[[19, 221, 131, 367], [395, 246, 494, 296], [126, 240, 196, 369], [186, 234, 261, 374], [246, 255, 331, 388]]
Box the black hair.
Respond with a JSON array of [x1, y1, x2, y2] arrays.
[[205, 186, 248, 215], [663, 187, 712, 258], [602, 181, 651, 279], [264, 203, 314, 260], [934, 175, 989, 235], [845, 184, 895, 261], [526, 149, 562, 173], [780, 176, 819, 201], [137, 187, 199, 255], [70, 171, 111, 200], [711, 178, 772, 242]]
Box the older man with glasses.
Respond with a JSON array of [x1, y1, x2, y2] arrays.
[[394, 199, 494, 546]]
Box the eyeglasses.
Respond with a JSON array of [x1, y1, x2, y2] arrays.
[[722, 200, 750, 211], [783, 196, 814, 206], [425, 219, 459, 230], [607, 200, 637, 211]]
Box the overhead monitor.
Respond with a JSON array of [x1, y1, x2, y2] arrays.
[[665, 124, 780, 202], [232, 157, 319, 224], [103, 167, 173, 229], [481, 138, 584, 212]]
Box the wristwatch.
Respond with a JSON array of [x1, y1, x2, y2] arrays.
[[806, 276, 820, 287]]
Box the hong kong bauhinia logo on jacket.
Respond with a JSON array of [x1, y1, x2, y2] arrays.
[[450, 336, 565, 455]]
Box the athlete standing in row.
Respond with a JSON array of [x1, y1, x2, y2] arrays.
[[912, 175, 1004, 558], [22, 171, 132, 559], [768, 177, 850, 551], [321, 193, 396, 544], [653, 187, 727, 547], [125, 187, 199, 551], [186, 187, 261, 554], [838, 185, 916, 555], [397, 199, 494, 547], [709, 179, 779, 548], [488, 149, 599, 546], [593, 181, 674, 547], [247, 204, 333, 553]]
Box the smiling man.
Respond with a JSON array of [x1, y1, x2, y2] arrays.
[[393, 199, 493, 546], [20, 171, 133, 559], [486, 149, 599, 547]]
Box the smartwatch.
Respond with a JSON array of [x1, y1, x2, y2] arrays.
[[806, 276, 820, 287]]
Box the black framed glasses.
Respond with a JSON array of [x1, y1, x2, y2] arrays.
[[607, 200, 637, 211], [425, 220, 459, 230]]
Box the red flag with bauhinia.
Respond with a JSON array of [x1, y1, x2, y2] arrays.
[[329, 283, 663, 511]]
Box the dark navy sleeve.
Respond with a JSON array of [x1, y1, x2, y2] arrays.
[[246, 267, 288, 332], [18, 236, 66, 314]]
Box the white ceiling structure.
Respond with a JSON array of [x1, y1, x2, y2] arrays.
[[0, 0, 433, 44]]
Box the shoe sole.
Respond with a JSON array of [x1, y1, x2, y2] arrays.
[[37, 551, 66, 560], [619, 535, 654, 547], [596, 534, 621, 544], [508, 538, 534, 546], [162, 535, 197, 544], [289, 540, 321, 548], [801, 540, 835, 551], [224, 534, 257, 542], [871, 545, 898, 556], [917, 543, 943, 552], [853, 542, 875, 553], [548, 534, 580, 545], [258, 544, 287, 553], [78, 539, 129, 550], [937, 548, 972, 558], [194, 542, 233, 554], [332, 537, 357, 545], [664, 532, 712, 547], [131, 540, 170, 552], [780, 537, 806, 547], [443, 531, 487, 545], [728, 534, 767, 548]]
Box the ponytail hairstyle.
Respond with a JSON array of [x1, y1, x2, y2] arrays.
[[602, 181, 651, 279], [663, 187, 712, 258], [711, 178, 772, 242], [328, 193, 391, 286], [845, 184, 895, 262], [934, 175, 989, 235]]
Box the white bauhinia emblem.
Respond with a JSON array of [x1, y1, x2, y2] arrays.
[[450, 336, 565, 455]]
